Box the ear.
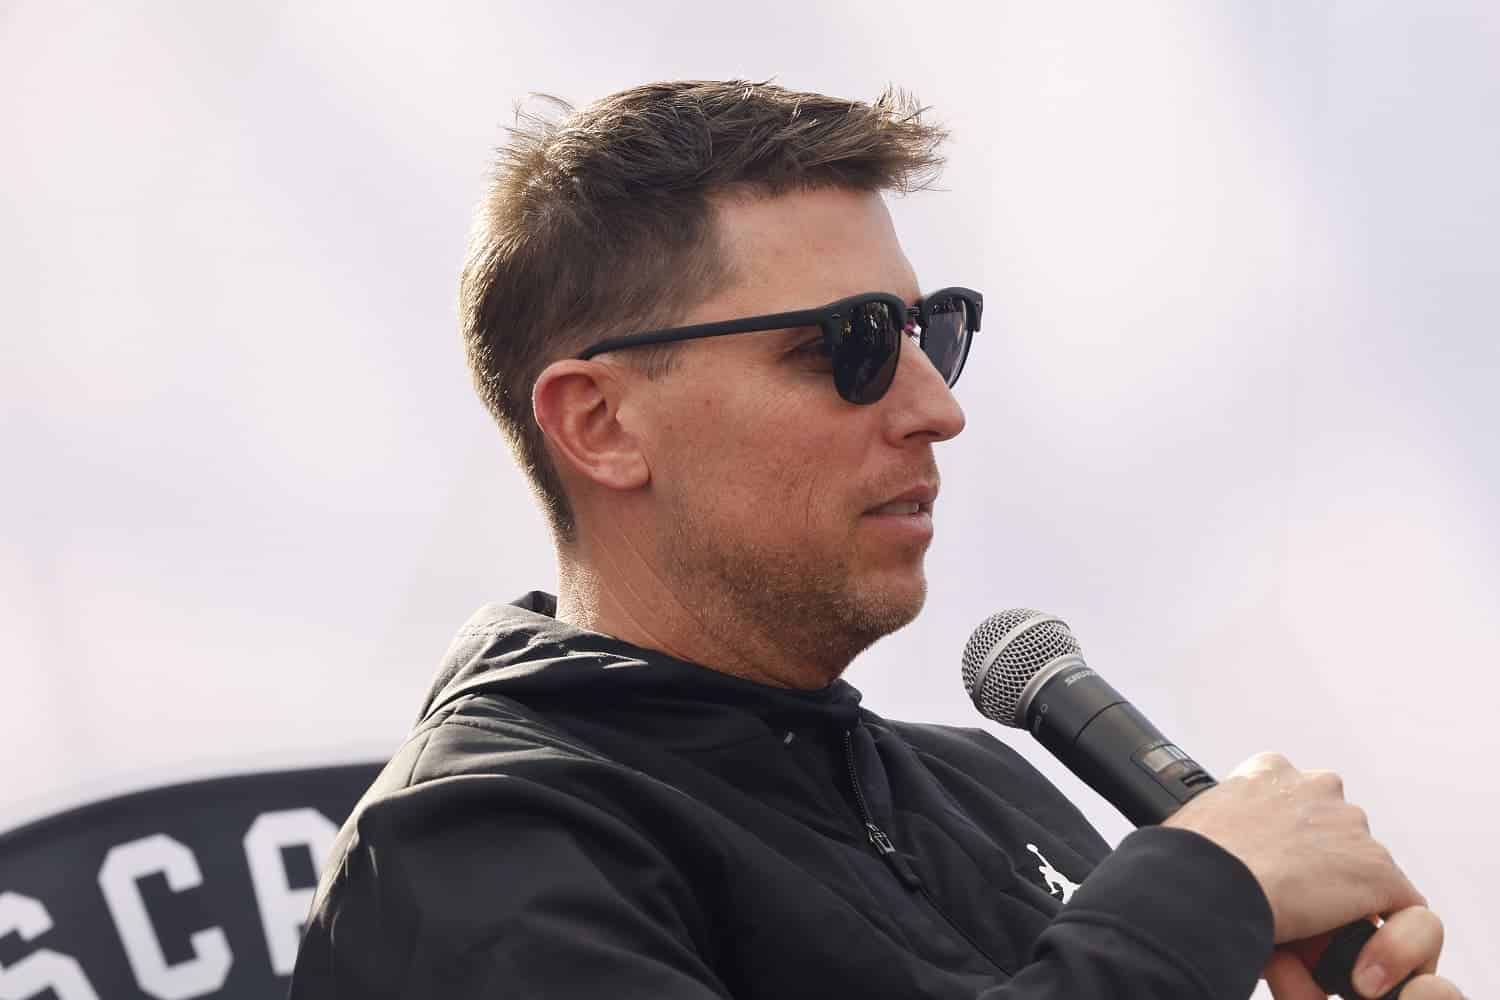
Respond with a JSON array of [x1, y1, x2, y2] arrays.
[[532, 359, 650, 493]]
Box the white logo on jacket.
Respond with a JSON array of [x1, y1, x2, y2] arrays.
[[1025, 843, 1080, 903]]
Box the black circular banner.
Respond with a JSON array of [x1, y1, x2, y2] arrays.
[[0, 763, 380, 999]]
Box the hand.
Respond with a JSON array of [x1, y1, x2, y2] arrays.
[[1263, 906, 1463, 999], [1162, 752, 1419, 942]]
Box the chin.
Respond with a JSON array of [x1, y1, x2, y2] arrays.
[[852, 570, 928, 638]]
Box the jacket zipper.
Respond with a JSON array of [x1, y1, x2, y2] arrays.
[[841, 728, 922, 889], [841, 727, 1013, 975]]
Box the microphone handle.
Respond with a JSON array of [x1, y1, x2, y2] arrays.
[[1028, 666, 1416, 999]]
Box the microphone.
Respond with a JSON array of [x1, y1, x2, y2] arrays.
[[961, 608, 1410, 1000]]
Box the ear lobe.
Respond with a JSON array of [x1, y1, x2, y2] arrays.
[[532, 360, 650, 492]]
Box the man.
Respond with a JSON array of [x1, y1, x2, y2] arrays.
[[290, 81, 1458, 998]]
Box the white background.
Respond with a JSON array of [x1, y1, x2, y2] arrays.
[[3, 1, 1496, 993]]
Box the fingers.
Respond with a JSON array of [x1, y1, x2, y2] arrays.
[[1268, 962, 1466, 1000], [1353, 908, 1443, 998], [1230, 758, 1349, 802], [1230, 750, 1298, 779], [1212, 752, 1429, 943], [1272, 909, 1462, 1000], [1304, 769, 1345, 801], [1358, 847, 1428, 917], [1263, 947, 1327, 1000], [1393, 974, 1465, 1000]]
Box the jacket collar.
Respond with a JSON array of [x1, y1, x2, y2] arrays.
[[418, 591, 865, 732]]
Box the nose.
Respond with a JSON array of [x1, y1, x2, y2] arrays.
[[881, 336, 967, 444]]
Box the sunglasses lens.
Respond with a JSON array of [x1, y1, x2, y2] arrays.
[[922, 294, 973, 387], [830, 299, 902, 404]]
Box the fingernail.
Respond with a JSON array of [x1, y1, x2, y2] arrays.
[[1354, 962, 1387, 998]]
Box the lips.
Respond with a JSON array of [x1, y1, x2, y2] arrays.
[[865, 484, 938, 516], [870, 500, 923, 515]]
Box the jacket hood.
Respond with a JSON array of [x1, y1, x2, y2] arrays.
[[417, 591, 867, 734]]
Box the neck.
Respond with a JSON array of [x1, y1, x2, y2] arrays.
[[554, 542, 846, 691]]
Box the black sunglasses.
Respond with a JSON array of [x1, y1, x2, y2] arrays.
[[576, 287, 983, 405]]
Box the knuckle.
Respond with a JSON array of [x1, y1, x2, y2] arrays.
[[1367, 841, 1397, 874], [1307, 769, 1345, 797], [1402, 905, 1445, 950], [1240, 750, 1293, 775]]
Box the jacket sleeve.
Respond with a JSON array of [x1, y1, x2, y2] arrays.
[[980, 826, 1275, 999], [288, 771, 733, 1000]]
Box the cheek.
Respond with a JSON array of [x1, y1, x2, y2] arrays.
[[652, 372, 862, 532], [730, 431, 856, 538]]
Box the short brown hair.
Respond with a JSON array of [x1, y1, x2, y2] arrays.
[[460, 79, 948, 542]]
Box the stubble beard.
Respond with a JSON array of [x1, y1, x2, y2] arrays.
[[658, 503, 926, 682]]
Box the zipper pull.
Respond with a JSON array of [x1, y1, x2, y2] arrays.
[[845, 728, 923, 890], [866, 822, 923, 890]]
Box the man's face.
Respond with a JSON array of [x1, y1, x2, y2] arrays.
[[634, 187, 967, 668]]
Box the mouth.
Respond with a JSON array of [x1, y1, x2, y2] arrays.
[[862, 487, 937, 545], [865, 499, 933, 516], [864, 485, 938, 518]]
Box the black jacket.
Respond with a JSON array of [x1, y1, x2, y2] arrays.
[[290, 593, 1273, 998]]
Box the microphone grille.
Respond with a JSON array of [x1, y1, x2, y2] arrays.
[[961, 609, 1083, 725]]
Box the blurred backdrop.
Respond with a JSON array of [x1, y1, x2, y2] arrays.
[[3, 1, 1496, 996]]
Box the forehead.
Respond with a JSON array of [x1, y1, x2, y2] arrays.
[[701, 187, 921, 316]]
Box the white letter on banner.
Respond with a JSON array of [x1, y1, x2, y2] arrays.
[[0, 891, 100, 1000], [243, 808, 337, 975], [98, 834, 232, 1000]]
